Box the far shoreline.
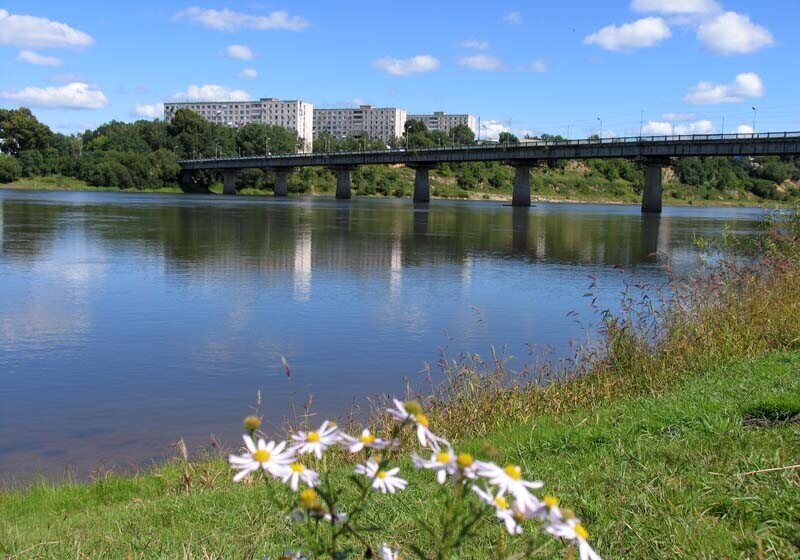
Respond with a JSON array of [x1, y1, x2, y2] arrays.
[[0, 178, 786, 209]]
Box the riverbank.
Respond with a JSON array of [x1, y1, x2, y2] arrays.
[[2, 174, 790, 208], [1, 353, 798, 558]]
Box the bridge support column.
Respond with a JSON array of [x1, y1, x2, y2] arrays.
[[222, 170, 238, 195], [641, 157, 670, 213], [410, 164, 434, 203], [273, 169, 291, 197], [511, 163, 532, 207], [333, 166, 354, 199]]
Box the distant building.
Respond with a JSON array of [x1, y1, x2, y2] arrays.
[[313, 105, 406, 144], [407, 112, 477, 137], [163, 98, 314, 152]]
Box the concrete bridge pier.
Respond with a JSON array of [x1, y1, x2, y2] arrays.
[[273, 168, 292, 197], [641, 157, 671, 213], [409, 164, 434, 203], [333, 166, 355, 199], [222, 170, 239, 195], [511, 163, 532, 207]]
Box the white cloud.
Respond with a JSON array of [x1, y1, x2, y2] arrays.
[[736, 124, 754, 134], [133, 102, 165, 119], [238, 68, 258, 80], [225, 44, 253, 60], [480, 120, 506, 140], [631, 0, 719, 15], [584, 17, 671, 51], [17, 49, 63, 66], [171, 84, 251, 102], [684, 72, 763, 104], [175, 7, 310, 32], [697, 12, 774, 55], [501, 12, 522, 25], [460, 39, 489, 50], [643, 119, 715, 135], [373, 55, 440, 76], [458, 53, 504, 71], [661, 112, 696, 121], [0, 9, 93, 48], [520, 59, 547, 72], [0, 82, 107, 109]]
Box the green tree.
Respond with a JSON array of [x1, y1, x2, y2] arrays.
[[0, 153, 22, 183], [450, 124, 475, 145], [498, 131, 519, 144], [0, 108, 54, 156]]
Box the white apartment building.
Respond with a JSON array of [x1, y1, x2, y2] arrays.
[[407, 112, 477, 137], [313, 105, 406, 144], [163, 98, 314, 152]]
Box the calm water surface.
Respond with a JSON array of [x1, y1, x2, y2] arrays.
[[0, 190, 765, 481]]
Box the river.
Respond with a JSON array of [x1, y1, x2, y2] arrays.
[[0, 190, 766, 482]]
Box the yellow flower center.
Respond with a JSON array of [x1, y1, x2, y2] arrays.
[[575, 524, 590, 540], [457, 453, 474, 469], [435, 451, 452, 464], [415, 413, 429, 428], [544, 495, 559, 508], [377, 470, 388, 479], [504, 464, 522, 481], [403, 401, 422, 415], [493, 496, 509, 509], [290, 462, 304, 473], [307, 431, 321, 443], [359, 433, 376, 444], [252, 449, 271, 463], [299, 488, 318, 509]]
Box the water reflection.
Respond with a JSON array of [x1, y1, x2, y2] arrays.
[[0, 190, 765, 481]]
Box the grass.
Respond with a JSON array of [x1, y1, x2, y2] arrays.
[[1, 354, 798, 558], [2, 175, 182, 194]]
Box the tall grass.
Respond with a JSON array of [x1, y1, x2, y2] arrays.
[[407, 209, 800, 443]]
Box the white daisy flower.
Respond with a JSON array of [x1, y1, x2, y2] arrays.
[[472, 486, 524, 535], [228, 435, 295, 482], [475, 461, 543, 508], [354, 460, 408, 494], [290, 420, 340, 459], [412, 447, 457, 484], [379, 544, 402, 560], [546, 517, 602, 560], [278, 461, 320, 491], [386, 399, 446, 449], [339, 429, 392, 453]]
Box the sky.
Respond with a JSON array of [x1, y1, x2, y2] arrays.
[[1, 0, 798, 139]]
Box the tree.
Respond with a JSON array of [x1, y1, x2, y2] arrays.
[[450, 124, 475, 145], [168, 109, 212, 159], [0, 153, 22, 183], [0, 108, 54, 156], [498, 131, 519, 144], [236, 123, 296, 156]]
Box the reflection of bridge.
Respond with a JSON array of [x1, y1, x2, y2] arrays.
[[178, 132, 800, 212]]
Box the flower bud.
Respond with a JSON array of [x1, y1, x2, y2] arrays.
[[243, 415, 261, 432]]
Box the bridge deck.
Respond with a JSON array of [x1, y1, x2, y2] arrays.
[[179, 131, 800, 171]]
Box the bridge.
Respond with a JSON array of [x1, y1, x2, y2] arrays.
[[178, 131, 800, 213]]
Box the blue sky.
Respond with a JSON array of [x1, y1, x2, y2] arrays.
[[1, 0, 798, 139]]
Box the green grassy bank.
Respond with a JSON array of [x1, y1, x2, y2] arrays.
[[3, 170, 793, 207], [1, 353, 798, 559]]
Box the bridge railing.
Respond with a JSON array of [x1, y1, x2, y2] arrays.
[[181, 131, 800, 163]]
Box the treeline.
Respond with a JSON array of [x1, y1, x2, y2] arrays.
[[0, 109, 799, 201]]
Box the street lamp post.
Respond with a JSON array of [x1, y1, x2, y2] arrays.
[[751, 106, 757, 134], [639, 108, 646, 137], [596, 117, 602, 139]]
